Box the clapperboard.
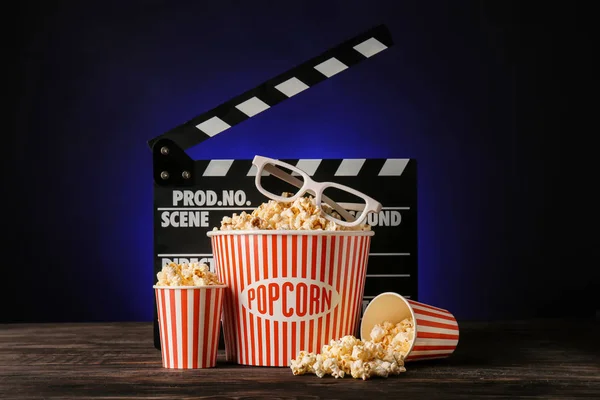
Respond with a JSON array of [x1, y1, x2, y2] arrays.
[[148, 25, 417, 350]]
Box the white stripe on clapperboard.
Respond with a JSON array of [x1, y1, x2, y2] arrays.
[[194, 37, 388, 138], [242, 158, 409, 177], [363, 295, 411, 299]]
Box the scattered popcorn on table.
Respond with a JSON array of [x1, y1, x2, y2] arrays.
[[156, 262, 223, 286], [290, 318, 414, 380], [215, 193, 370, 231]]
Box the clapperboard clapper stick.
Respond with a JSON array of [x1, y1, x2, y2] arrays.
[[148, 24, 418, 351]]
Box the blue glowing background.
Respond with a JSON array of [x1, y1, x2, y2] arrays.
[[7, 0, 595, 323]]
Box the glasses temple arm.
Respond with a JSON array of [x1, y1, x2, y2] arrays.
[[321, 193, 356, 222], [262, 164, 356, 222], [263, 163, 304, 190]]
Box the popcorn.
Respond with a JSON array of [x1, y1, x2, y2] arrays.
[[156, 262, 223, 287], [290, 351, 317, 376], [372, 318, 415, 357], [216, 193, 370, 231], [290, 318, 413, 380], [369, 324, 388, 343]]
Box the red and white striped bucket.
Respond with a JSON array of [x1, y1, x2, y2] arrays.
[[207, 230, 374, 367], [154, 285, 226, 368], [360, 292, 459, 361]]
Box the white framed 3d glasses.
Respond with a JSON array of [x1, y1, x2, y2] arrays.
[[252, 155, 382, 227]]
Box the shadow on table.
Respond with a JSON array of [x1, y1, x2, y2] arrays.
[[407, 323, 528, 369], [407, 317, 600, 370]]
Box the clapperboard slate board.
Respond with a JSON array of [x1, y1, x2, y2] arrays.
[[148, 25, 417, 350]]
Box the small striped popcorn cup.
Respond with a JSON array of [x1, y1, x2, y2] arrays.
[[360, 292, 459, 361], [154, 285, 226, 369]]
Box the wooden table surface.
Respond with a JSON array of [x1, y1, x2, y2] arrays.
[[1, 318, 598, 399]]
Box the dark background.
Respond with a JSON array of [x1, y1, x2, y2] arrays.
[[5, 0, 596, 323]]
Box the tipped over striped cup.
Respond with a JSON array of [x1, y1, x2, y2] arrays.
[[360, 292, 459, 361], [154, 285, 226, 369]]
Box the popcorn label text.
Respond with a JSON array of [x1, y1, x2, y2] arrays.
[[241, 278, 341, 322]]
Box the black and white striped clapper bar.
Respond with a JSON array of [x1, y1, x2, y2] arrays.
[[148, 25, 416, 350]]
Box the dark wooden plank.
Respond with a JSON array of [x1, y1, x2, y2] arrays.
[[0, 319, 599, 399]]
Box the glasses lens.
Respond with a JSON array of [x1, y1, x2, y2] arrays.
[[321, 185, 367, 224], [258, 162, 305, 199]]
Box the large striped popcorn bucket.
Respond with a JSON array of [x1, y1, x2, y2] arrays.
[[360, 292, 459, 361], [207, 230, 374, 367], [154, 285, 226, 368]]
